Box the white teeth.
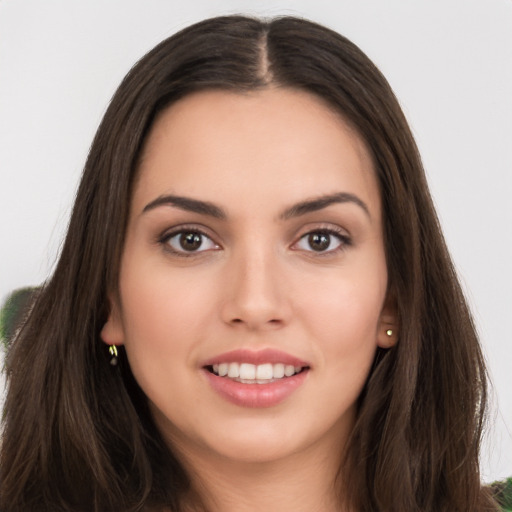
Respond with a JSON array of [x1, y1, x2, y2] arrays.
[[256, 363, 273, 380], [211, 362, 304, 380], [284, 365, 295, 377], [227, 362, 239, 378], [273, 363, 285, 378], [239, 363, 256, 380]]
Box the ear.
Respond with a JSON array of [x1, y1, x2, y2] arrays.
[[100, 297, 125, 347], [377, 293, 398, 349]]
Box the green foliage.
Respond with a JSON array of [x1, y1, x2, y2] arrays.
[[493, 477, 512, 511], [0, 287, 38, 348]]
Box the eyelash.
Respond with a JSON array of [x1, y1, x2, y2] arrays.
[[157, 225, 351, 257]]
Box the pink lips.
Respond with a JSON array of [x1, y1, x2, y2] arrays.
[[202, 348, 308, 368], [201, 349, 310, 408]]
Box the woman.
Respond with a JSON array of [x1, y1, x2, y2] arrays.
[[0, 15, 504, 511]]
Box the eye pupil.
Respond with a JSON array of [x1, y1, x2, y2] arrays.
[[179, 232, 202, 251], [308, 233, 330, 251]]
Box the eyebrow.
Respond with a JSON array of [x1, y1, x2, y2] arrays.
[[142, 192, 370, 220], [280, 192, 370, 220], [142, 195, 226, 219]]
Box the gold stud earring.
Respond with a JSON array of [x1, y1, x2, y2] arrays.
[[386, 329, 393, 337], [109, 345, 119, 366]]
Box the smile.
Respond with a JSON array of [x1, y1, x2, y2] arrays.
[[209, 362, 306, 383], [201, 349, 310, 408]]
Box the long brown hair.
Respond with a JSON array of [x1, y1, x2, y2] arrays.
[[0, 15, 498, 511]]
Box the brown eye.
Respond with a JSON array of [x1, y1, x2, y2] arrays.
[[308, 233, 330, 251], [165, 230, 218, 254], [294, 230, 348, 253], [180, 232, 202, 251]]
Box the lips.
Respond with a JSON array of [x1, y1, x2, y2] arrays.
[[201, 349, 310, 408], [202, 348, 308, 367]]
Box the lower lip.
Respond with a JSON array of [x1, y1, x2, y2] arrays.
[[202, 369, 309, 408]]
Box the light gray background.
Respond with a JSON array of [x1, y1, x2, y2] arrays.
[[1, 0, 511, 482]]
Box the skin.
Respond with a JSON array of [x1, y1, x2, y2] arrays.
[[102, 88, 396, 511]]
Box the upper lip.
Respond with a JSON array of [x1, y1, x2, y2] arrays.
[[201, 348, 310, 368]]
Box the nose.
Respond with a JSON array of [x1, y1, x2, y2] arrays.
[[220, 245, 291, 331]]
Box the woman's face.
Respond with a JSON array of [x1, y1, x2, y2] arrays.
[[102, 88, 395, 466]]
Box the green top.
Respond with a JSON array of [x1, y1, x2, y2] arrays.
[[0, 288, 511, 510]]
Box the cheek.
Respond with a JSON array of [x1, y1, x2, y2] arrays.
[[121, 253, 212, 330], [117, 266, 211, 417], [296, 261, 387, 367], [117, 256, 218, 377], [303, 273, 386, 336]]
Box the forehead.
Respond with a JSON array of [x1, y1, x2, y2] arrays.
[[134, 88, 380, 219]]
